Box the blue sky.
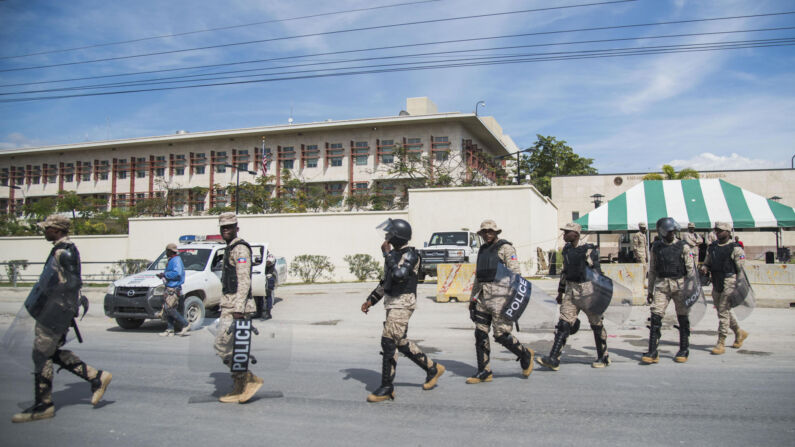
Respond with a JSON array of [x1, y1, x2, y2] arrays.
[[0, 0, 793, 173]]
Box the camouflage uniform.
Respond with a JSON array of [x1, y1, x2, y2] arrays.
[[642, 236, 696, 364], [682, 230, 704, 258], [214, 237, 256, 366], [632, 227, 649, 285], [703, 237, 748, 353], [13, 216, 111, 423], [467, 221, 534, 383]]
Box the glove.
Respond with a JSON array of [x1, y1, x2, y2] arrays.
[[555, 293, 562, 305], [646, 292, 653, 305], [469, 300, 477, 322]]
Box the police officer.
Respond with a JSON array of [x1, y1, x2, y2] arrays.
[[682, 222, 703, 258], [632, 222, 649, 288], [263, 253, 276, 320], [214, 212, 263, 403], [537, 223, 610, 370], [361, 218, 445, 402], [700, 222, 749, 355], [466, 219, 534, 384], [12, 215, 112, 423], [642, 217, 696, 364]]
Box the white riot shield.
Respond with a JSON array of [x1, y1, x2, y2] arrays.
[[729, 268, 755, 321], [680, 267, 708, 327], [493, 263, 557, 330]]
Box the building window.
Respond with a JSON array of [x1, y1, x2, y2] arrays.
[[353, 141, 369, 166], [435, 151, 448, 162], [328, 143, 344, 167], [64, 163, 75, 183], [0, 168, 7, 186], [136, 193, 146, 200], [31, 166, 41, 185], [196, 166, 205, 175], [304, 144, 319, 168], [79, 162, 91, 182], [354, 182, 369, 195], [282, 160, 294, 169], [279, 146, 296, 170], [118, 170, 127, 180], [99, 161, 109, 180], [379, 140, 395, 164], [236, 149, 249, 170], [155, 156, 166, 177], [136, 158, 147, 178], [175, 155, 185, 176], [572, 211, 580, 221], [215, 152, 227, 173], [326, 183, 344, 196], [46, 164, 57, 183], [195, 202, 205, 211]]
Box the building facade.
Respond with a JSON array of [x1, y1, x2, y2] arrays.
[[0, 97, 519, 215]]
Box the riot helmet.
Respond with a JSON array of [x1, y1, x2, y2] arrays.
[[656, 217, 680, 240], [376, 218, 412, 247]]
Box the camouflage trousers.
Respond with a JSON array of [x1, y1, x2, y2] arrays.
[[560, 282, 604, 326], [381, 308, 433, 370], [213, 312, 247, 380], [471, 291, 520, 372], [712, 277, 740, 338], [650, 277, 689, 317], [33, 322, 98, 404]]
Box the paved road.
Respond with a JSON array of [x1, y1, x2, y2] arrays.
[[1, 282, 794, 446]]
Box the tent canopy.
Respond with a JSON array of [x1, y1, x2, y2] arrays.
[[575, 179, 795, 232]]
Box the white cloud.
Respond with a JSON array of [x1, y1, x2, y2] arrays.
[[668, 152, 787, 170], [0, 132, 39, 150]]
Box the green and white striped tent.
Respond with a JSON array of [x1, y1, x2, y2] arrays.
[[575, 179, 795, 232]]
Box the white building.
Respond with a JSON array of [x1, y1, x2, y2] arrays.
[[0, 97, 519, 215]]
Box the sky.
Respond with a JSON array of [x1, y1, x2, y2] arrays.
[[0, 0, 793, 173]]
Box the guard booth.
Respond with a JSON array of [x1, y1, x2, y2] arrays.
[[573, 179, 795, 304]]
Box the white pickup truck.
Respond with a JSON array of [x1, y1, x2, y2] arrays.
[[417, 230, 481, 282], [103, 237, 286, 330]]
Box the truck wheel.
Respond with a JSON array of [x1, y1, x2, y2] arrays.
[[418, 272, 426, 283], [116, 318, 145, 330], [183, 295, 206, 330]]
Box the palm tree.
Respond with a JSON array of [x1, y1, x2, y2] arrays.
[[643, 164, 699, 180]]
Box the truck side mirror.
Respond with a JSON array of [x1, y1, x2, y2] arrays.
[[423, 242, 428, 247]]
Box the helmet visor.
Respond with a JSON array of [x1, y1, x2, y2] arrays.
[[376, 219, 396, 240], [657, 218, 679, 239]]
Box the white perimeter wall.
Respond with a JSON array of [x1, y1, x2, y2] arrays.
[[0, 186, 559, 282]]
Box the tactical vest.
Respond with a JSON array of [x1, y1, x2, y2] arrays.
[[708, 242, 737, 293], [476, 240, 512, 282], [652, 240, 687, 278], [383, 247, 419, 296], [221, 239, 253, 297], [563, 243, 595, 282]]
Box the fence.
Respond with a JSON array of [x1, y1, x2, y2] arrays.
[[0, 259, 151, 286]]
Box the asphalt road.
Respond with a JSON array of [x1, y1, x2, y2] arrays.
[[1, 282, 794, 446]]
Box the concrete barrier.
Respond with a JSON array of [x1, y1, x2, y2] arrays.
[[436, 263, 475, 303], [745, 262, 795, 308]]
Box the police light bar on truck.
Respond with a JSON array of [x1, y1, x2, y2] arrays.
[[178, 234, 225, 244]]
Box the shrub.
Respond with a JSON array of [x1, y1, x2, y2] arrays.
[[290, 254, 335, 283], [5, 259, 29, 285], [343, 254, 382, 281]]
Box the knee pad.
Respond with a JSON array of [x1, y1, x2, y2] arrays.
[[381, 336, 397, 355], [555, 319, 572, 335], [494, 332, 512, 344], [650, 313, 663, 326], [396, 343, 411, 356], [475, 328, 489, 344]]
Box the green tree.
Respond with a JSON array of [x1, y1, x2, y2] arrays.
[[56, 190, 83, 220], [23, 197, 56, 222], [518, 135, 597, 197], [643, 164, 700, 180]]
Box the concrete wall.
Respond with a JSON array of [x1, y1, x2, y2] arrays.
[[0, 235, 129, 281], [408, 185, 559, 274]]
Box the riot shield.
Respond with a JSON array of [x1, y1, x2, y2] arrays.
[[680, 266, 708, 327], [24, 257, 58, 320], [729, 268, 755, 321], [1, 303, 75, 371], [493, 263, 557, 330], [579, 267, 633, 326], [188, 316, 292, 373]]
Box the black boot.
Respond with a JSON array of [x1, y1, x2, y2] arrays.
[[367, 337, 396, 402], [254, 296, 264, 319], [591, 324, 610, 368], [642, 313, 663, 364], [466, 329, 493, 384], [537, 320, 570, 371], [12, 374, 54, 423], [495, 333, 535, 377], [397, 344, 446, 390], [675, 315, 690, 363]]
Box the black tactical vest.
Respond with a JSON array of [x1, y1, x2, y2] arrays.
[[476, 240, 512, 282], [563, 243, 595, 282], [221, 239, 252, 297], [383, 247, 419, 296], [50, 241, 82, 296], [708, 242, 737, 293], [652, 240, 687, 278]]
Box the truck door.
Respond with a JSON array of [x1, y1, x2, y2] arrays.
[[468, 232, 480, 263], [206, 248, 224, 304], [249, 244, 267, 297]]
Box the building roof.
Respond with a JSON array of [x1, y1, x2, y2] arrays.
[[0, 112, 513, 158]]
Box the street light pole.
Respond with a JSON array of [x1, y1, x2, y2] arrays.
[[475, 101, 486, 116], [495, 148, 535, 184], [591, 193, 604, 249]]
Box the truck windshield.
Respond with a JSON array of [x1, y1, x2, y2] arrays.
[[149, 249, 212, 271], [428, 232, 468, 246]]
